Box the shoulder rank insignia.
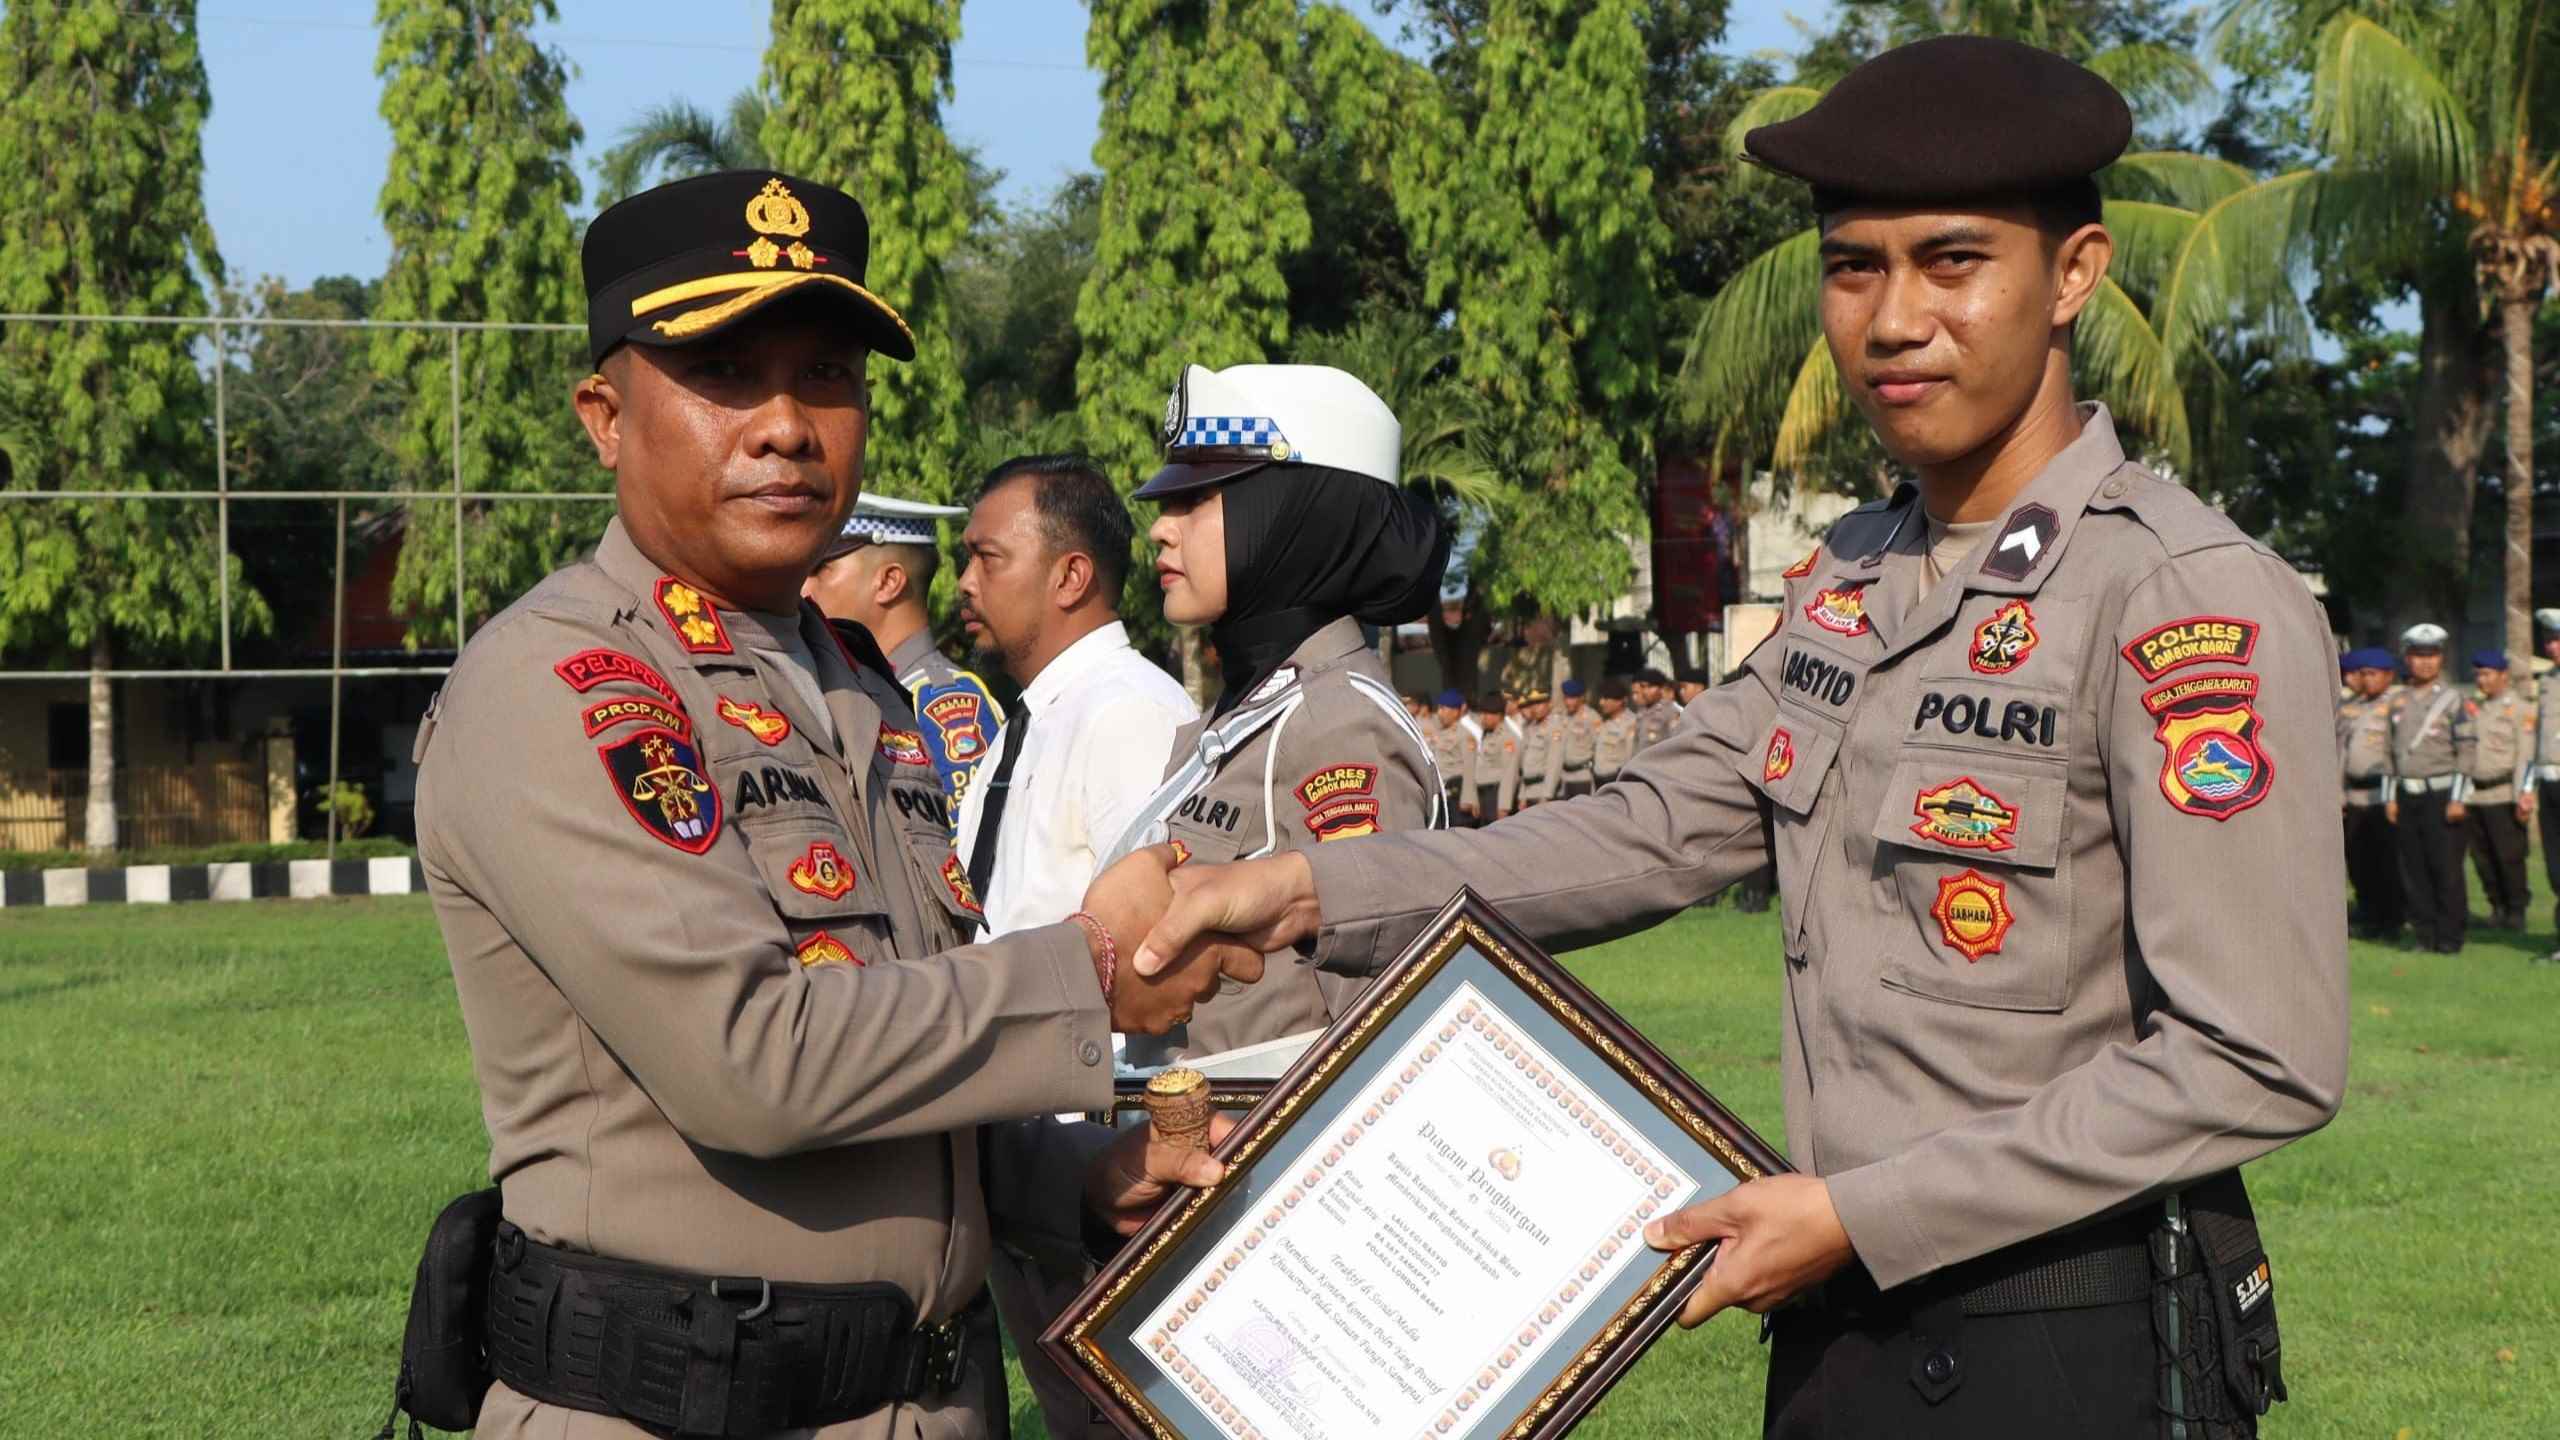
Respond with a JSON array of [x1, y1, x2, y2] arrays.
[[1296, 763, 1381, 841], [786, 840, 856, 900], [1931, 870, 2013, 960], [583, 696, 690, 738], [1911, 777, 2018, 851], [599, 726, 721, 853], [940, 854, 983, 919], [717, 696, 792, 745], [2121, 616, 2259, 682], [655, 577, 733, 654], [556, 648, 681, 705], [1763, 727, 1795, 783], [795, 930, 860, 968], [876, 726, 930, 767], [1804, 585, 1871, 637], [1782, 546, 1820, 580], [2142, 671, 2273, 820], [1969, 599, 2038, 675], [1981, 503, 2060, 582]]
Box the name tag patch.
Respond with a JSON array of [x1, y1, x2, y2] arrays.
[[1782, 648, 1858, 710], [736, 764, 825, 811]]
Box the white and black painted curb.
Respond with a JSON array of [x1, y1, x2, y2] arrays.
[[0, 857, 428, 909]]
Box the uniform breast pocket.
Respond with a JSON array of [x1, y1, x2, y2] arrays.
[[733, 814, 893, 967], [1744, 708, 1845, 957], [1869, 756, 2070, 1012]]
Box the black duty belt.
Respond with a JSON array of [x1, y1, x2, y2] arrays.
[[1796, 1212, 2153, 1321], [483, 1223, 978, 1438]]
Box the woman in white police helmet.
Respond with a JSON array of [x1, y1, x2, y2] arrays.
[[1112, 361, 1453, 1061]]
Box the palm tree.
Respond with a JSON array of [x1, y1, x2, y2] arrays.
[[1676, 23, 2265, 488], [2181, 0, 2559, 657], [594, 89, 771, 206]]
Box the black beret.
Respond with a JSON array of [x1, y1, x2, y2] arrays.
[[582, 170, 915, 367], [1744, 36, 2130, 206]]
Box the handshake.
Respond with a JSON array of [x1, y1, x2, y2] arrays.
[[1072, 845, 1326, 1035]]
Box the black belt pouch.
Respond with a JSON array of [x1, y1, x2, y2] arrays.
[[2154, 1170, 2286, 1438], [395, 1187, 503, 1430]]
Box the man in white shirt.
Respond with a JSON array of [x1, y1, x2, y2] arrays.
[[953, 452, 1199, 934], [949, 453, 1197, 1437]]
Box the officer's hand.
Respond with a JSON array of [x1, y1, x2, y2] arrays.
[[1460, 800, 1479, 818], [1083, 846, 1263, 1033], [2387, 801, 2400, 824], [1644, 1175, 1854, 1326], [2521, 794, 2537, 819], [2449, 801, 2469, 823], [1085, 1113, 1238, 1235], [1132, 853, 1323, 979]]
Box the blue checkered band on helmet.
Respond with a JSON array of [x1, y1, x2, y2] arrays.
[[841, 516, 940, 547], [1178, 416, 1287, 450]]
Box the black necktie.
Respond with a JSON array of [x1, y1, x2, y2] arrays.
[[965, 700, 1031, 909]]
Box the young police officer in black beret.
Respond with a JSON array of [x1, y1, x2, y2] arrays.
[[1120, 36, 2345, 1437]]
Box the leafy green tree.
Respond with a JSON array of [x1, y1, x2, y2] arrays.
[[371, 0, 595, 649], [763, 0, 977, 511], [0, 0, 268, 851], [1077, 0, 1313, 495], [595, 89, 772, 206], [2188, 0, 2560, 654], [948, 174, 1100, 436]]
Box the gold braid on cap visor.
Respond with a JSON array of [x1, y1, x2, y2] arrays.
[[631, 271, 914, 345]]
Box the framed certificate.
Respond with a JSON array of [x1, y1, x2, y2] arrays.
[[1042, 889, 1789, 1440]]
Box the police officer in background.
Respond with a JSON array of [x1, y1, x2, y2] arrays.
[[2388, 622, 2476, 954], [2337, 646, 2402, 940], [2523, 610, 2560, 961], [1554, 678, 1599, 796], [1111, 361, 1452, 1061], [1515, 687, 1557, 807], [1427, 687, 1471, 818], [802, 492, 999, 841], [405, 171, 1253, 1440], [1592, 676, 1638, 783], [1118, 39, 2342, 1434], [1635, 667, 1681, 751], [2464, 650, 2531, 931], [1462, 690, 1520, 823]]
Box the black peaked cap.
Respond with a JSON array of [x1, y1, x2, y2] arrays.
[[1744, 36, 2131, 205], [582, 169, 916, 367]]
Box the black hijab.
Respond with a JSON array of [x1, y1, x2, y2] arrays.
[[1210, 465, 1451, 716]]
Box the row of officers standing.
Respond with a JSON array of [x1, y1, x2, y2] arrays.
[[1415, 672, 1705, 823], [2336, 615, 2560, 958]]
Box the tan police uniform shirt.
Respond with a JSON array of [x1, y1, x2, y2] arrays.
[[1467, 720, 1522, 817], [1429, 713, 1474, 794], [1593, 709, 1638, 781], [1517, 714, 1559, 804], [1118, 618, 1443, 1059], [2388, 677, 2478, 799], [2336, 691, 2394, 807], [2529, 679, 2560, 799], [2468, 688, 2529, 806], [416, 520, 1116, 1440], [1636, 698, 1681, 752], [1292, 408, 2349, 1292], [1557, 704, 1599, 782]]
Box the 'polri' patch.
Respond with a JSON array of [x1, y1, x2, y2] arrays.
[[2120, 615, 2259, 682]]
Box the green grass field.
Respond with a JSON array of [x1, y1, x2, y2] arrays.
[[2, 892, 2552, 1437]]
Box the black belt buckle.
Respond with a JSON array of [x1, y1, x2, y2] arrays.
[[917, 1315, 967, 1397]]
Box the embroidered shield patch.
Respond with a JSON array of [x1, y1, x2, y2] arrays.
[[1911, 777, 2018, 852], [795, 930, 860, 968], [599, 726, 720, 853], [876, 726, 930, 767], [1804, 585, 1871, 637], [717, 696, 792, 745], [786, 840, 856, 900], [2143, 672, 2273, 820], [922, 689, 990, 763], [940, 855, 983, 918], [1763, 728, 1795, 783], [1930, 870, 2013, 960], [1969, 599, 2039, 675]]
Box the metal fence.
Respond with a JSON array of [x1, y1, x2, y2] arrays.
[[0, 759, 269, 853], [0, 312, 604, 855]]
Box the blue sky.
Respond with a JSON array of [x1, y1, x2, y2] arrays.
[[197, 0, 1823, 293]]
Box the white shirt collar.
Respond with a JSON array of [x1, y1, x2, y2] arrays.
[[1020, 621, 1137, 711]]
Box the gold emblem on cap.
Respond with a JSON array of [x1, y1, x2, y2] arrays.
[[1270, 440, 1292, 460], [743, 178, 816, 271]]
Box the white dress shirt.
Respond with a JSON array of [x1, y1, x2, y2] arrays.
[[954, 621, 1198, 937]]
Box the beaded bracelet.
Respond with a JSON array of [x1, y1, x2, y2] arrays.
[[1068, 910, 1116, 1002]]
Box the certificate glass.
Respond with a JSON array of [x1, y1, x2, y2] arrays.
[[1045, 890, 1787, 1440]]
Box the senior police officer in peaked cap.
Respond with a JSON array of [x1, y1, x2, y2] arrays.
[[1108, 36, 2345, 1437], [402, 171, 1257, 1440], [1108, 361, 1452, 1063], [2387, 621, 2477, 953], [803, 492, 1002, 843]]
